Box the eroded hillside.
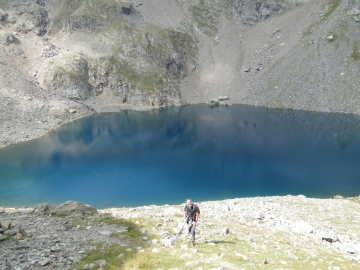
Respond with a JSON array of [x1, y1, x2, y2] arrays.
[[0, 0, 360, 148]]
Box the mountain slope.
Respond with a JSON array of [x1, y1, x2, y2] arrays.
[[0, 0, 359, 148]]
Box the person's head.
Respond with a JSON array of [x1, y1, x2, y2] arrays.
[[186, 198, 193, 208]]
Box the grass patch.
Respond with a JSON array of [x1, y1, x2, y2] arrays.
[[351, 41, 360, 61], [70, 215, 148, 269]]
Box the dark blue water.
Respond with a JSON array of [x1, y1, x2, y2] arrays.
[[1, 105, 360, 208]]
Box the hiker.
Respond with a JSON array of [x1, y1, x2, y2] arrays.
[[183, 198, 200, 245]]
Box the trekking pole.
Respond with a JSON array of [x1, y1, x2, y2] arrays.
[[171, 219, 187, 244]]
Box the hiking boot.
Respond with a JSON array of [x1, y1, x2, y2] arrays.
[[190, 240, 195, 246]]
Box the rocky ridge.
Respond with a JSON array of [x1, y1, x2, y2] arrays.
[[1, 195, 360, 269]]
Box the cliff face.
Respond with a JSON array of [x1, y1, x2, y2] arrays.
[[0, 0, 360, 148]]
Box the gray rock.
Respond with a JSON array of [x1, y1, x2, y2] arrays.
[[0, 31, 20, 46], [222, 228, 230, 235], [0, 8, 8, 22], [4, 229, 18, 236], [218, 96, 229, 101], [0, 208, 4, 214], [0, 234, 7, 241], [96, 259, 107, 266], [99, 231, 111, 236], [38, 259, 51, 267], [121, 1, 133, 15], [321, 231, 339, 243], [326, 35, 334, 41], [209, 99, 219, 106], [49, 201, 98, 217], [0, 220, 11, 229]]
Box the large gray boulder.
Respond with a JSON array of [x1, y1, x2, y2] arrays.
[[34, 201, 98, 216], [50, 201, 98, 216]]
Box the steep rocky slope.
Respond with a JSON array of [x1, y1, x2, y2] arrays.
[[0, 0, 360, 148]]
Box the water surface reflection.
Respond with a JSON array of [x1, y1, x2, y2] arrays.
[[1, 105, 360, 207]]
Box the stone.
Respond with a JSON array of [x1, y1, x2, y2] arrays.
[[0, 234, 7, 241], [99, 231, 111, 236], [96, 259, 107, 266], [4, 229, 18, 236], [0, 8, 8, 22], [0, 31, 19, 46], [218, 96, 229, 101], [13, 233, 23, 240], [326, 35, 334, 41], [121, 1, 133, 15], [38, 259, 51, 267], [321, 231, 339, 243], [0, 208, 4, 214], [209, 99, 219, 106], [333, 195, 343, 199], [49, 201, 98, 216], [69, 109, 77, 113], [222, 228, 230, 235], [1, 220, 11, 229], [292, 221, 314, 233], [235, 253, 249, 261]]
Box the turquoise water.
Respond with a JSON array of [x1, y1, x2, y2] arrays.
[[1, 105, 360, 208]]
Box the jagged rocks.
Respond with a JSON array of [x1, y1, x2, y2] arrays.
[[236, 0, 296, 25], [38, 53, 91, 100]]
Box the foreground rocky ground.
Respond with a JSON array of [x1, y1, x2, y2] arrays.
[[1, 195, 360, 269]]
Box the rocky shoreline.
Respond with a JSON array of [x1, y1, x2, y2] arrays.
[[1, 195, 360, 269]]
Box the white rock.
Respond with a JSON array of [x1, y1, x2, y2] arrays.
[[151, 239, 158, 245], [292, 221, 314, 234], [234, 253, 249, 261], [152, 248, 159, 253]]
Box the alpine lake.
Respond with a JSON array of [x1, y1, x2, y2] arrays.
[[1, 104, 360, 208]]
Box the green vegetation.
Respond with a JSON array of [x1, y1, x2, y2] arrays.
[[70, 216, 147, 270], [190, 0, 219, 37], [303, 0, 341, 38], [351, 41, 360, 61]]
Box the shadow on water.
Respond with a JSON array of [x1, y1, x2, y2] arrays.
[[1, 104, 360, 208]]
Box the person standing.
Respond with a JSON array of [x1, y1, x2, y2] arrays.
[[183, 198, 200, 245]]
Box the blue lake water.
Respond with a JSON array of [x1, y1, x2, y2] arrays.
[[1, 104, 360, 208]]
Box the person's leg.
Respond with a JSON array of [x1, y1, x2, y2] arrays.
[[190, 225, 196, 245]]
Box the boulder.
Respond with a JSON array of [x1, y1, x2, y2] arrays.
[[327, 35, 334, 41], [49, 201, 98, 217], [0, 31, 20, 46], [219, 96, 229, 101], [292, 221, 314, 234], [121, 1, 133, 15], [34, 203, 52, 215], [0, 8, 8, 22], [0, 220, 11, 230], [209, 99, 219, 106], [320, 231, 339, 243]]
